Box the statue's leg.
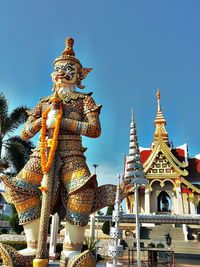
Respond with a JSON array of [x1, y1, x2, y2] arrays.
[[63, 222, 85, 258], [1, 152, 43, 258], [59, 152, 98, 267], [60, 186, 96, 267], [0, 192, 41, 266], [19, 218, 40, 256]]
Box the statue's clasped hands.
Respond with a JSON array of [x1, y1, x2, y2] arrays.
[[46, 109, 59, 129]]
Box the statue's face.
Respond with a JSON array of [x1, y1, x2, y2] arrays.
[[52, 60, 77, 87]]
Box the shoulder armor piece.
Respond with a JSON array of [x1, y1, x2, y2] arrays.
[[26, 109, 32, 116], [40, 95, 51, 102], [71, 92, 85, 99], [73, 91, 93, 98], [86, 92, 93, 96], [84, 104, 102, 114], [62, 91, 87, 103]]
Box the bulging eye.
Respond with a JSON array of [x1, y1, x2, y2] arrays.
[[55, 66, 61, 72], [66, 66, 73, 71]]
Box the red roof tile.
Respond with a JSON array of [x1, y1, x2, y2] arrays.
[[140, 149, 151, 164], [187, 158, 200, 181], [172, 148, 185, 163]]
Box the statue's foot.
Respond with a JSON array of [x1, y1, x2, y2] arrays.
[[60, 250, 96, 267], [60, 251, 69, 267], [0, 243, 34, 267]]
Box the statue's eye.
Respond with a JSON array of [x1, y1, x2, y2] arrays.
[[55, 66, 61, 72], [66, 66, 73, 71]]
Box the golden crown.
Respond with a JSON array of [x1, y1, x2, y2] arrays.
[[54, 37, 82, 67]]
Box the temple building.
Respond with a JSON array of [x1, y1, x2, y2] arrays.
[[125, 90, 200, 217]]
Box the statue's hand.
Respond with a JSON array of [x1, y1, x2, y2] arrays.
[[46, 109, 59, 129], [46, 117, 56, 129]]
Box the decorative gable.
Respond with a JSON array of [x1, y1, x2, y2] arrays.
[[143, 138, 188, 179], [148, 151, 177, 176]]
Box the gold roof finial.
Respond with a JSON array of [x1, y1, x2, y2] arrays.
[[154, 89, 169, 143], [156, 89, 160, 99], [156, 89, 161, 112]]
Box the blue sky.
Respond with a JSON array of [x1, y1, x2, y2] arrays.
[[0, 1, 200, 186]]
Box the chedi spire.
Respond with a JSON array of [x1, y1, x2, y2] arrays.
[[125, 111, 146, 184]]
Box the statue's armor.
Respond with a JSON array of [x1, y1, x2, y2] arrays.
[[1, 91, 101, 226]]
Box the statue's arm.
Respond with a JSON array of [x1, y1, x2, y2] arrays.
[[61, 95, 102, 138], [21, 102, 42, 141]]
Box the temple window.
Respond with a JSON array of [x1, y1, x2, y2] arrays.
[[157, 191, 172, 212]]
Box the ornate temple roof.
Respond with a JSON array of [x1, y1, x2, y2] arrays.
[[140, 147, 187, 166], [125, 91, 200, 194], [139, 91, 188, 179], [143, 138, 188, 178], [139, 145, 200, 185]]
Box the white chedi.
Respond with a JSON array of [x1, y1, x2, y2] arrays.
[[107, 175, 123, 267]]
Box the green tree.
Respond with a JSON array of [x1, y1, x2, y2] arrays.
[[0, 93, 34, 234], [0, 93, 34, 174], [10, 213, 23, 234], [102, 205, 114, 235]]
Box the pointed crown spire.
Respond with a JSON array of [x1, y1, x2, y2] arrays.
[[54, 37, 82, 67], [154, 89, 169, 143], [63, 37, 75, 56]]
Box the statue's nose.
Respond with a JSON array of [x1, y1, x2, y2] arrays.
[[59, 70, 66, 74], [57, 70, 66, 77]]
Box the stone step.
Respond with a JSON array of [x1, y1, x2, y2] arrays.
[[148, 225, 185, 242], [172, 241, 200, 247], [150, 236, 184, 240], [140, 240, 200, 255]]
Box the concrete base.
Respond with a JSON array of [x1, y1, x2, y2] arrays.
[[106, 262, 123, 267], [48, 262, 105, 267], [141, 223, 155, 227]]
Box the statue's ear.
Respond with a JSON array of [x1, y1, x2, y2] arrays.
[[80, 68, 93, 80]]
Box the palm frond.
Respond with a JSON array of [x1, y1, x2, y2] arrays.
[[9, 106, 29, 124], [5, 136, 34, 151], [4, 136, 35, 172], [2, 106, 29, 135], [0, 93, 8, 121], [5, 142, 27, 172], [0, 157, 9, 172]]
